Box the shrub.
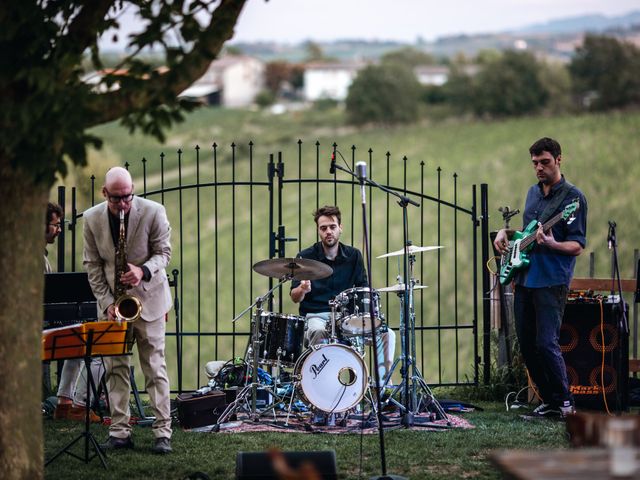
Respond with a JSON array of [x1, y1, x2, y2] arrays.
[[346, 64, 422, 125]]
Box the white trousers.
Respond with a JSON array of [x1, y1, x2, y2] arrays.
[[56, 357, 105, 407], [104, 316, 171, 439]]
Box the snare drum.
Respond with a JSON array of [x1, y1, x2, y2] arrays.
[[293, 343, 368, 413], [334, 287, 384, 336], [259, 312, 305, 366]]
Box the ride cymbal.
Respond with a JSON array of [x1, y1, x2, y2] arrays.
[[252, 258, 333, 281], [376, 245, 443, 259]]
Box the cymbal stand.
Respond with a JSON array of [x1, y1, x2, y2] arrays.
[[387, 252, 449, 425], [329, 298, 340, 343], [214, 277, 291, 428]]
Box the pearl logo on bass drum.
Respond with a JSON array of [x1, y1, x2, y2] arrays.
[[310, 353, 329, 379]]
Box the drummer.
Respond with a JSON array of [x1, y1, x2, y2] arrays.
[[290, 205, 396, 386]]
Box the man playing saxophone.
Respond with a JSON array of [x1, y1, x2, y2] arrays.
[[83, 167, 173, 454]]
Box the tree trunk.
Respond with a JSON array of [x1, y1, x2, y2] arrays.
[[0, 160, 48, 479]]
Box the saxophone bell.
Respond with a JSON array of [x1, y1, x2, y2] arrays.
[[115, 294, 142, 323]]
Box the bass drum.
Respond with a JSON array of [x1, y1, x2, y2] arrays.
[[293, 344, 368, 413]]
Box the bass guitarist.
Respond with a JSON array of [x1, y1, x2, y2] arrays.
[[494, 137, 587, 419]]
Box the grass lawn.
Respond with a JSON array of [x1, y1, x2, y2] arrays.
[[44, 400, 569, 479]]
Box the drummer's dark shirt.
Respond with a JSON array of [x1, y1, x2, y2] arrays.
[[291, 242, 367, 315]]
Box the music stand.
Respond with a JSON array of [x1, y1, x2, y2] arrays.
[[44, 321, 130, 469]]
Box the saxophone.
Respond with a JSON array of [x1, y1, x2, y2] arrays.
[[114, 209, 142, 324]]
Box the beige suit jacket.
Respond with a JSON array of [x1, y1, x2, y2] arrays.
[[83, 196, 172, 321]]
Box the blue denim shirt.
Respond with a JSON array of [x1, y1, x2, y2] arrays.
[[515, 176, 587, 288]]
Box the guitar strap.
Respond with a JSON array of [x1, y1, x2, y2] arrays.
[[537, 179, 574, 224]]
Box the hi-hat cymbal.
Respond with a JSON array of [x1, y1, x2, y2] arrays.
[[377, 283, 429, 292], [376, 245, 443, 259], [252, 258, 333, 281]]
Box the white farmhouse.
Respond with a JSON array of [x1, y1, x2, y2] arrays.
[[303, 62, 367, 101], [180, 55, 265, 107]]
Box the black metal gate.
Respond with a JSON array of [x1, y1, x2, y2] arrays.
[[54, 140, 490, 392]]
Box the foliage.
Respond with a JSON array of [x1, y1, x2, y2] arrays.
[[537, 60, 574, 114], [0, 0, 247, 185], [346, 64, 422, 125], [441, 63, 476, 114], [472, 50, 549, 117], [303, 40, 336, 63], [255, 89, 276, 107], [381, 46, 436, 68], [264, 61, 305, 94], [569, 34, 640, 110]]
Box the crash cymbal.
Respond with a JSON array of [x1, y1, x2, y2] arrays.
[[376, 245, 443, 259], [252, 257, 333, 281], [377, 283, 429, 292]]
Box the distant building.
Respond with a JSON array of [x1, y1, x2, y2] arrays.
[[413, 65, 450, 86], [302, 61, 479, 101], [180, 55, 265, 107], [303, 61, 367, 101]]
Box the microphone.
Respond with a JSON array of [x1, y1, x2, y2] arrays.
[[329, 152, 336, 175], [356, 161, 367, 183]]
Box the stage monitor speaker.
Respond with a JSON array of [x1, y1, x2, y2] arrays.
[[560, 299, 629, 412], [236, 450, 337, 480]]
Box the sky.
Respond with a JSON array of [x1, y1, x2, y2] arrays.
[[229, 0, 639, 43], [106, 0, 639, 50]]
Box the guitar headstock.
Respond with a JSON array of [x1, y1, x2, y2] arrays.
[[562, 198, 580, 220]]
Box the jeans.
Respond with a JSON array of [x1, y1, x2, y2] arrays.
[[514, 285, 571, 407]]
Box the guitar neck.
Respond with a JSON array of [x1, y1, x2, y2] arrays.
[[519, 210, 567, 250]]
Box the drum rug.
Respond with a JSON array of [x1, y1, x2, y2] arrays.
[[189, 411, 473, 434]]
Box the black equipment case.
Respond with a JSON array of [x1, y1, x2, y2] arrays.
[[176, 390, 227, 429]]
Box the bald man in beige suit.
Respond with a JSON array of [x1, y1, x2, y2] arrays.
[[83, 167, 173, 454]]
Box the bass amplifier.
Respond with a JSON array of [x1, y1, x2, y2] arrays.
[[560, 299, 629, 411], [176, 390, 227, 429]]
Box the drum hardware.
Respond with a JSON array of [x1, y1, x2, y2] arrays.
[[377, 283, 428, 293], [213, 258, 333, 429], [376, 244, 443, 259], [378, 250, 449, 426]]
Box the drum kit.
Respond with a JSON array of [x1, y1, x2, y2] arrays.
[[214, 244, 446, 428]]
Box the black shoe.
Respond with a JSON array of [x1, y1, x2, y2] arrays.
[[99, 435, 134, 450], [152, 437, 172, 454], [521, 403, 562, 420]]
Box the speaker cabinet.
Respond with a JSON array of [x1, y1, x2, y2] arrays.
[[560, 300, 629, 411], [236, 451, 337, 480]]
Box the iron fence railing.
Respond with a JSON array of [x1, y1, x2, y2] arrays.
[[55, 141, 491, 393]]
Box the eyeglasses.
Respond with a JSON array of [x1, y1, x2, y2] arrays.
[[48, 223, 62, 229], [105, 191, 134, 203]]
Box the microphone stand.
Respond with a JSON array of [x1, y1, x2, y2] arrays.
[[335, 160, 405, 480], [607, 221, 628, 411], [334, 158, 448, 428]]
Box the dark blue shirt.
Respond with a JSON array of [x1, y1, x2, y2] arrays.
[[515, 176, 587, 288], [291, 242, 367, 315]]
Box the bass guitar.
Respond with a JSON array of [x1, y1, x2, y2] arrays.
[[499, 198, 580, 285]]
